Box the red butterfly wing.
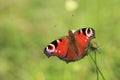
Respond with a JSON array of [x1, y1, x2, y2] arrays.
[[44, 37, 69, 59], [74, 29, 91, 58], [53, 37, 69, 58], [44, 36, 78, 63]]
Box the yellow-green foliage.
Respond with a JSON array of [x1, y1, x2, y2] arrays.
[[0, 0, 120, 80]]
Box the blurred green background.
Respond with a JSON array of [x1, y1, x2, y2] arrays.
[[0, 0, 120, 80]]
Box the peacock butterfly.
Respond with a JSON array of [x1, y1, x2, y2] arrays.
[[44, 27, 95, 63]]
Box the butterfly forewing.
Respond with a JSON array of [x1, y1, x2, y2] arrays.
[[44, 37, 69, 58], [74, 29, 91, 58]]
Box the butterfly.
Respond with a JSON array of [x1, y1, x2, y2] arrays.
[[44, 27, 95, 63]]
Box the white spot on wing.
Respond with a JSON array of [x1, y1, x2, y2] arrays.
[[86, 37, 89, 39], [58, 50, 61, 53], [57, 40, 60, 43], [71, 30, 75, 33]]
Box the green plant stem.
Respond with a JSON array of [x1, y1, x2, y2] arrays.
[[89, 53, 105, 80]]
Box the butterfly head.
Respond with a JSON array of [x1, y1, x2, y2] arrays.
[[81, 28, 95, 39]]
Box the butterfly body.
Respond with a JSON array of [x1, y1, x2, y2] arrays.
[[44, 28, 95, 63]]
